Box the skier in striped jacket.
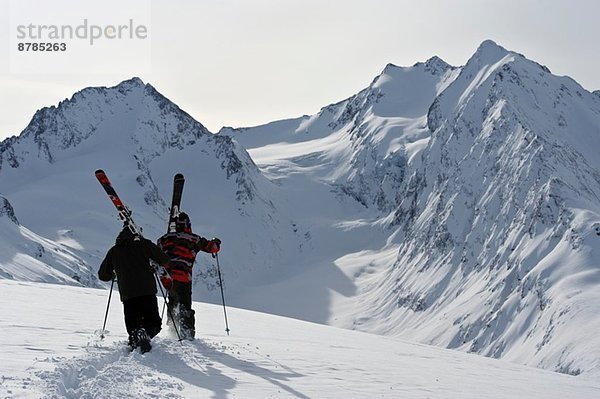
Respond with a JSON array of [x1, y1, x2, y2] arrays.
[[157, 212, 221, 340]]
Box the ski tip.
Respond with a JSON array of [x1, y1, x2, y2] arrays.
[[95, 169, 105, 175], [174, 173, 184, 180]]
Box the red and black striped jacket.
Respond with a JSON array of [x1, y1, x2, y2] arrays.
[[157, 231, 213, 283]]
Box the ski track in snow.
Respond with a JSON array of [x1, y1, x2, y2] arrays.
[[37, 338, 233, 399], [4, 328, 313, 399], [36, 334, 321, 399]]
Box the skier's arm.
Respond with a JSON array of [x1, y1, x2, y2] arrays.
[[196, 236, 221, 254], [98, 249, 115, 281], [146, 239, 171, 267]]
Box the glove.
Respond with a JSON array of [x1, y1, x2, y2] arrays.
[[207, 238, 221, 254], [160, 275, 173, 290]]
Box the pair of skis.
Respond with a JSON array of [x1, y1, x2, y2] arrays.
[[95, 169, 185, 235], [167, 173, 185, 233]]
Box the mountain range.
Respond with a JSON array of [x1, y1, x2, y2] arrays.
[[1, 40, 599, 377]]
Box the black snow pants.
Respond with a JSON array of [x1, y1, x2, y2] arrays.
[[123, 294, 162, 339], [167, 280, 195, 339]]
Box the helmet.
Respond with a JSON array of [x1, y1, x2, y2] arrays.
[[175, 212, 191, 232]]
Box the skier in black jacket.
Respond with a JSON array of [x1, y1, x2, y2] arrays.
[[98, 225, 170, 353]]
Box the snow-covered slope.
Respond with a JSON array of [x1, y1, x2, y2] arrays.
[[363, 40, 600, 376], [222, 40, 600, 376], [0, 194, 95, 286], [223, 55, 460, 212], [1, 280, 598, 399]]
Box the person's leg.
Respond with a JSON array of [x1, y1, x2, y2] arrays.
[[166, 286, 180, 327], [138, 295, 162, 339], [177, 281, 192, 310], [125, 295, 160, 353], [123, 298, 139, 336], [123, 297, 146, 349], [176, 282, 195, 340]]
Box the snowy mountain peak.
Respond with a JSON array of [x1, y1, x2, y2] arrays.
[[66, 77, 147, 109], [475, 39, 510, 59], [382, 40, 600, 376], [0, 78, 214, 173], [423, 55, 453, 74], [380, 56, 453, 81], [469, 39, 552, 76], [116, 76, 145, 89], [0, 76, 297, 303]]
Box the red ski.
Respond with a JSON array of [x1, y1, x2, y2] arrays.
[[95, 169, 142, 236]]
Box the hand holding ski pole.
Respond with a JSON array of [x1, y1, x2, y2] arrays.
[[208, 238, 221, 256]]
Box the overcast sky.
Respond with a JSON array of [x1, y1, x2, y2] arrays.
[[1, 0, 599, 139]]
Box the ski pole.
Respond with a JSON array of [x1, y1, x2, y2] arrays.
[[215, 253, 231, 335], [161, 297, 167, 321], [154, 272, 183, 342], [100, 278, 115, 339]]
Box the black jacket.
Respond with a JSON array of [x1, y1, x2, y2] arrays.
[[98, 227, 170, 301]]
